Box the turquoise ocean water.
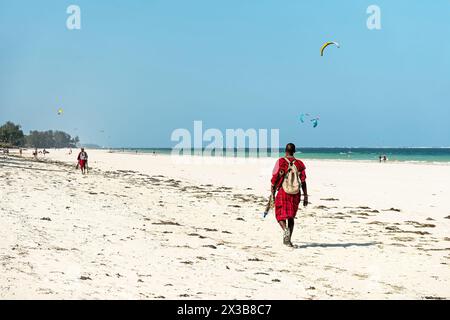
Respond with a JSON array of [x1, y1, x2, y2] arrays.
[[108, 148, 450, 163]]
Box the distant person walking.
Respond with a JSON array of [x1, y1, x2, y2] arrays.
[[271, 143, 308, 247], [77, 148, 89, 174]]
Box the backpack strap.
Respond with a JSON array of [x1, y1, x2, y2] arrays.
[[284, 157, 296, 166], [282, 157, 297, 181], [283, 157, 301, 185]]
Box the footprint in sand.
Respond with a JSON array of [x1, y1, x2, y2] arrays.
[[353, 273, 369, 280], [152, 221, 182, 226], [248, 258, 263, 262], [404, 221, 436, 228], [187, 233, 206, 239]]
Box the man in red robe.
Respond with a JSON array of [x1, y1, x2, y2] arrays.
[[77, 148, 88, 174], [271, 143, 308, 246]]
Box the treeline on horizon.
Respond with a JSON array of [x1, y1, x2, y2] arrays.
[[0, 121, 79, 149]]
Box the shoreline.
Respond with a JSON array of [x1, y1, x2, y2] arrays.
[[9, 147, 450, 165], [10, 148, 450, 166]]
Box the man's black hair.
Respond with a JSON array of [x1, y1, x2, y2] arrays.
[[285, 143, 296, 155]]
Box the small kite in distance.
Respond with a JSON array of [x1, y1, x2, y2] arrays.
[[57, 108, 64, 115], [320, 41, 340, 56], [299, 113, 320, 128], [300, 113, 310, 123]]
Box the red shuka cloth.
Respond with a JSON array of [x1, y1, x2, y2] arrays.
[[271, 157, 306, 221], [78, 160, 86, 169]]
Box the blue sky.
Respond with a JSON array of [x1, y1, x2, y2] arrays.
[[1, 0, 449, 147]]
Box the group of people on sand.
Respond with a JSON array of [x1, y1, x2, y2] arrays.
[[32, 148, 49, 158], [16, 141, 306, 246], [73, 144, 304, 245], [379, 154, 388, 162], [29, 146, 89, 175]]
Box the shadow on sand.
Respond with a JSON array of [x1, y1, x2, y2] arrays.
[[294, 241, 379, 249]]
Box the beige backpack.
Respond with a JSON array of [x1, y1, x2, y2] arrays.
[[282, 157, 300, 194]]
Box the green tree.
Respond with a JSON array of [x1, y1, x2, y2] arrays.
[[26, 131, 44, 148], [71, 136, 80, 147], [25, 130, 79, 148], [54, 131, 71, 148], [0, 121, 80, 148], [0, 121, 25, 146]]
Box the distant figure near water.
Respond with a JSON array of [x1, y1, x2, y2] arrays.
[[270, 143, 308, 247], [77, 148, 89, 174]]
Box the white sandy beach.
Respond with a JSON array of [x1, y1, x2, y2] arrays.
[[1, 149, 449, 299]]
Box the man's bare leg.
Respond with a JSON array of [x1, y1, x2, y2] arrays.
[[288, 218, 294, 237], [278, 220, 287, 231]]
